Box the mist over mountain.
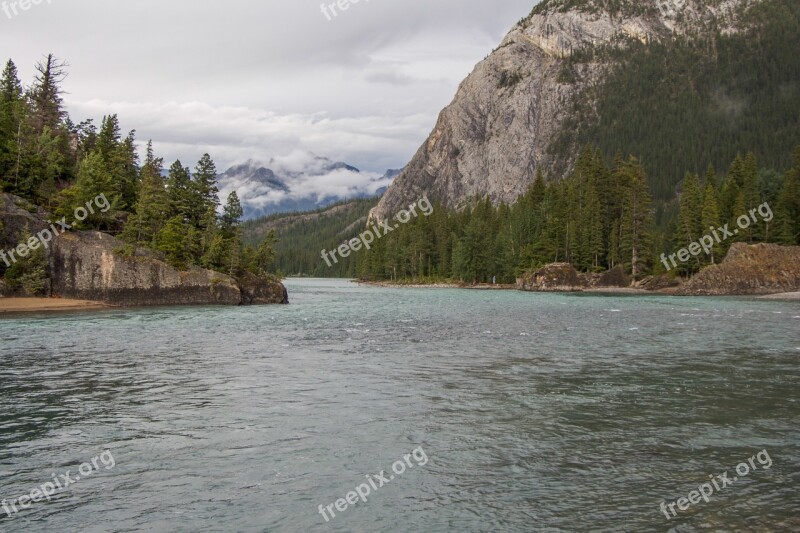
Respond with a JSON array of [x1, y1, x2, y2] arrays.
[[216, 151, 399, 219]]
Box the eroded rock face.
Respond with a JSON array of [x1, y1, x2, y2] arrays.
[[50, 231, 243, 306], [676, 243, 800, 295], [369, 0, 759, 222]]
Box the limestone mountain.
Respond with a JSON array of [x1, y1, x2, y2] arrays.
[[371, 0, 799, 221]]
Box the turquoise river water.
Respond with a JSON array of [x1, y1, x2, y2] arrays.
[[0, 279, 798, 532]]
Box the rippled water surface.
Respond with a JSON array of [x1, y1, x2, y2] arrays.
[[1, 279, 798, 532]]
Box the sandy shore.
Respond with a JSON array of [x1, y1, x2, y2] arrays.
[[757, 292, 800, 301], [583, 287, 653, 295], [357, 281, 516, 290], [0, 298, 112, 314]]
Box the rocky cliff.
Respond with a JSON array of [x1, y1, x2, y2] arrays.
[[370, 0, 761, 222], [676, 243, 800, 295], [0, 193, 288, 306]]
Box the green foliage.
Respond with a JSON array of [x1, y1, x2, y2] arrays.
[[55, 151, 118, 230], [154, 216, 197, 270], [3, 227, 48, 295]]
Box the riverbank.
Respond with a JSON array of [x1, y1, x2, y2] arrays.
[[357, 280, 516, 290], [0, 298, 112, 314]]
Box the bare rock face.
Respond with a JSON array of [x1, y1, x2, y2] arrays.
[[676, 243, 800, 295], [517, 263, 589, 292], [370, 0, 759, 222], [50, 231, 243, 306]]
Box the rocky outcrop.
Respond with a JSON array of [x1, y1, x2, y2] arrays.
[[2, 193, 288, 307], [50, 231, 243, 306], [517, 263, 641, 292], [369, 0, 759, 222], [676, 243, 800, 295], [517, 263, 589, 292]]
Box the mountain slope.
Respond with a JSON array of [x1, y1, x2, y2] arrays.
[[242, 198, 378, 277], [371, 0, 797, 220]]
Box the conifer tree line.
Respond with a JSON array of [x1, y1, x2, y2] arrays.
[[356, 147, 800, 284], [0, 55, 276, 278]]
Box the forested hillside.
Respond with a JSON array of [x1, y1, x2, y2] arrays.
[[551, 0, 800, 199], [243, 198, 377, 277], [357, 147, 800, 284], [0, 56, 276, 292]]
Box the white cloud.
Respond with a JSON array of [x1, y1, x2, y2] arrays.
[[2, 0, 538, 175]]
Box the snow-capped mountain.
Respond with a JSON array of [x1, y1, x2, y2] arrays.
[[216, 151, 400, 219]]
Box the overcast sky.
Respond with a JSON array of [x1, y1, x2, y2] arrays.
[[1, 0, 535, 174]]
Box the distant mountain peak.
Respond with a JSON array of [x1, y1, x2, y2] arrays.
[[217, 151, 400, 219]]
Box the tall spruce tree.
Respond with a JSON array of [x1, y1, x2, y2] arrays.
[[619, 157, 653, 280]]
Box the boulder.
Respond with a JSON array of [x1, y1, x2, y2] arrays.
[[238, 270, 289, 305], [596, 265, 631, 288], [517, 263, 588, 292]]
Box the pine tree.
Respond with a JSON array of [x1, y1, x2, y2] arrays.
[[123, 142, 170, 246], [194, 153, 220, 223], [619, 157, 653, 280], [166, 160, 193, 221], [0, 59, 24, 187], [679, 173, 703, 243], [55, 151, 117, 230], [29, 54, 67, 134], [154, 216, 196, 270], [250, 230, 278, 275], [776, 146, 800, 245], [221, 191, 244, 237], [701, 183, 722, 264]]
